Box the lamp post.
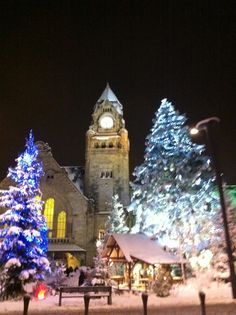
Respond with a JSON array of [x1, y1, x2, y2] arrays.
[[191, 117, 236, 299]]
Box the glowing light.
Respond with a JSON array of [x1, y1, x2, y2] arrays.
[[37, 289, 46, 300], [190, 127, 199, 135], [34, 283, 48, 300]]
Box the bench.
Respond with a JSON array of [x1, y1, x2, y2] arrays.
[[58, 286, 112, 306]]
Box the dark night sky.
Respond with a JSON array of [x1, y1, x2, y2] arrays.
[[0, 0, 236, 183]]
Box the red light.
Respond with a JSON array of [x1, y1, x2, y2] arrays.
[[34, 283, 48, 300]]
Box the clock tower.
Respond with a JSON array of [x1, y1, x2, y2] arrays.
[[84, 84, 130, 239]]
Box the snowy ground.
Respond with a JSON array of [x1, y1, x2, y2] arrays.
[[1, 278, 236, 315]]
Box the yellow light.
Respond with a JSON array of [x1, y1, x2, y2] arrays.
[[37, 289, 46, 300], [190, 127, 199, 135]]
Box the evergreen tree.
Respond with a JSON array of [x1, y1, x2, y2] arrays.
[[106, 194, 129, 234], [93, 195, 128, 278], [129, 99, 219, 258], [0, 130, 50, 298]]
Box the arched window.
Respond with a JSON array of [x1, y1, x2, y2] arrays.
[[57, 211, 66, 238], [44, 198, 54, 238]]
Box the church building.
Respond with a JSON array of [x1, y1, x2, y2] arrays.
[[0, 84, 130, 266]]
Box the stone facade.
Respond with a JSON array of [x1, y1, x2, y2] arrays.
[[0, 84, 130, 266]]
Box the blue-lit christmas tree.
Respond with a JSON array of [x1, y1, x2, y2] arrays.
[[0, 130, 50, 298], [130, 99, 219, 258]]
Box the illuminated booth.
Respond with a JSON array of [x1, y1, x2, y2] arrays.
[[102, 233, 183, 291]]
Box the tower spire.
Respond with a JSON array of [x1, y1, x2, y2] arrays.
[[95, 83, 123, 115]]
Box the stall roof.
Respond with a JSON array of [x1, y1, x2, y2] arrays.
[[48, 243, 86, 252], [102, 233, 181, 265]]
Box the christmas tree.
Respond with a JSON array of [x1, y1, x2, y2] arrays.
[[105, 194, 129, 234], [93, 195, 128, 279], [0, 130, 50, 298], [129, 99, 219, 258]]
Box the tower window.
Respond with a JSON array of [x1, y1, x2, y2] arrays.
[[103, 108, 112, 113], [94, 143, 99, 148], [108, 142, 113, 148], [106, 171, 112, 178], [101, 142, 106, 148], [100, 171, 112, 178]]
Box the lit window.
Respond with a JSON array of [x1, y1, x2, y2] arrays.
[[44, 198, 54, 238], [57, 211, 66, 238], [98, 229, 105, 240]]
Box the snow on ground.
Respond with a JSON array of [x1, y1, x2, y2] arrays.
[[1, 278, 236, 315]]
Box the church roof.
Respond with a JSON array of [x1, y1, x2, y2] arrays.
[[63, 166, 84, 193], [102, 233, 181, 265], [95, 83, 123, 115]]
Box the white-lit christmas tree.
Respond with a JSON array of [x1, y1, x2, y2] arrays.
[[93, 195, 128, 279], [0, 130, 50, 299], [106, 194, 129, 234], [129, 99, 219, 258]]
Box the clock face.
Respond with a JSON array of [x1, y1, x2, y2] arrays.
[[99, 115, 114, 129]]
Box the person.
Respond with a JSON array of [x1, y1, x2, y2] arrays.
[[78, 269, 85, 286]]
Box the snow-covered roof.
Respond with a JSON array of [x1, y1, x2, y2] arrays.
[[95, 83, 123, 115], [62, 166, 84, 192], [102, 233, 181, 265]]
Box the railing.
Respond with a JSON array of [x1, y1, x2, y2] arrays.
[[48, 238, 70, 244]]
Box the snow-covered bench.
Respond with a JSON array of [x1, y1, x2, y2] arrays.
[[58, 285, 112, 306]]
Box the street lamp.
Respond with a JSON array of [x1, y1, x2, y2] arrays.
[[190, 116, 236, 299]]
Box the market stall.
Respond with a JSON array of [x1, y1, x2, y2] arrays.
[[102, 233, 183, 291]]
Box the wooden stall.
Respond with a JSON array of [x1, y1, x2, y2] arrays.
[[102, 233, 183, 291]]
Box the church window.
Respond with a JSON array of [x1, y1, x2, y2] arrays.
[[44, 198, 54, 238], [94, 143, 99, 148], [57, 211, 66, 238], [46, 170, 54, 180], [108, 142, 113, 148], [101, 142, 106, 148]]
